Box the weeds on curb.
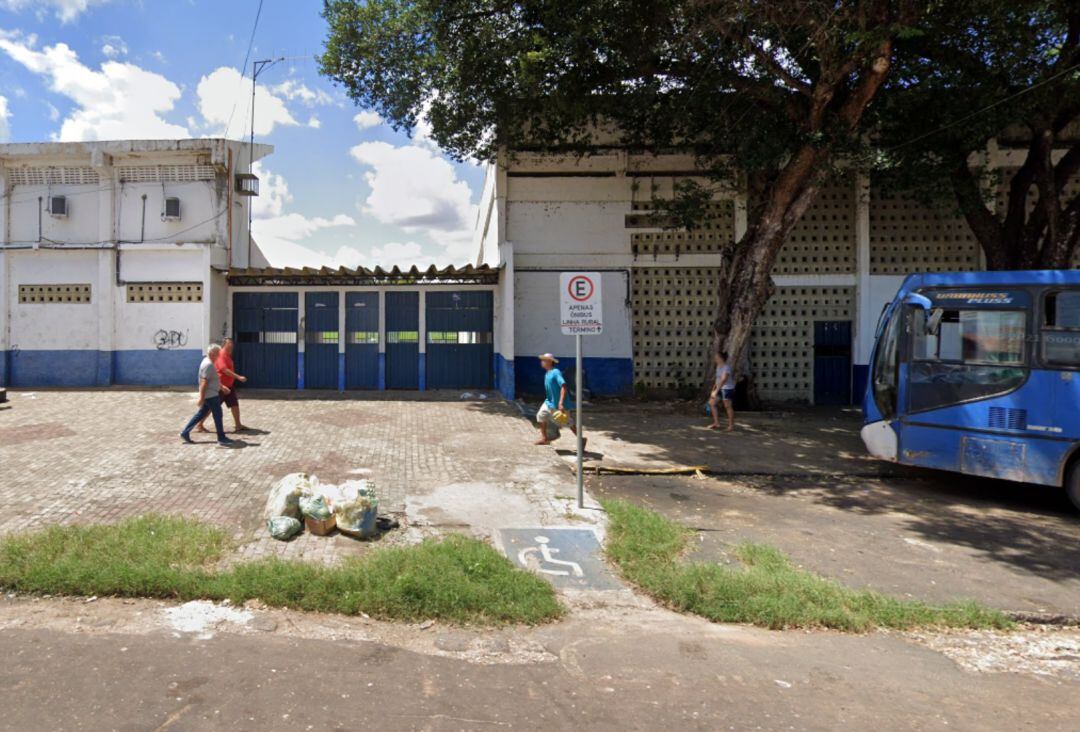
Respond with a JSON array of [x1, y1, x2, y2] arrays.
[[601, 499, 1013, 632], [0, 515, 563, 625]]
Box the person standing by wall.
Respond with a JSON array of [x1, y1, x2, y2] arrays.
[[180, 343, 235, 447], [708, 351, 736, 432], [196, 337, 248, 433]]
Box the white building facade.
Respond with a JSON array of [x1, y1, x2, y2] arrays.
[[473, 150, 1046, 403], [0, 139, 270, 387]]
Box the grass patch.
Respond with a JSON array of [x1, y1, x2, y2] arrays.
[[0, 516, 562, 625], [602, 499, 1012, 632]]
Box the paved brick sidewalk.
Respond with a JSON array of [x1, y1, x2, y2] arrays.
[[0, 390, 569, 562]]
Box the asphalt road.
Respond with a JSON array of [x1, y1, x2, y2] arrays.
[[1, 600, 1077, 732]]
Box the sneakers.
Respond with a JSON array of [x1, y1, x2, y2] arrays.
[[217, 437, 237, 448], [180, 433, 194, 444]]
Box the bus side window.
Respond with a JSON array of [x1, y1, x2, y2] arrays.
[[1042, 291, 1080, 365], [908, 307, 1026, 412]]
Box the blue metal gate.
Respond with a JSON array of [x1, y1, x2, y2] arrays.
[[813, 321, 852, 405], [385, 291, 419, 389], [233, 292, 298, 389], [304, 292, 339, 390], [426, 291, 493, 389], [346, 292, 380, 389]]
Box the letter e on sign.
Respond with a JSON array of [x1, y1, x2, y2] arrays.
[[560, 272, 603, 335]]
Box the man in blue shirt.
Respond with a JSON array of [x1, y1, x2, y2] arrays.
[[535, 353, 583, 447]]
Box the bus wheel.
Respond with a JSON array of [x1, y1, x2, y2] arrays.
[[1067, 462, 1080, 512]]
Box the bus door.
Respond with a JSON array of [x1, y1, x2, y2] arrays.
[[898, 289, 1032, 478]]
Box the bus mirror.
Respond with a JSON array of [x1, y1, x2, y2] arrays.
[[903, 292, 933, 310], [926, 308, 944, 336]]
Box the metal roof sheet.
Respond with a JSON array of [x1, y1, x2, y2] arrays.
[[226, 263, 499, 286]]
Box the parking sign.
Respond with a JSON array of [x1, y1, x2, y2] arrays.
[[560, 272, 603, 335]]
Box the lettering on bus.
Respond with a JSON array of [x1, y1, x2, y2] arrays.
[[933, 292, 1016, 306]]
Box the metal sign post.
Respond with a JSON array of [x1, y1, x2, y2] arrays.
[[575, 333, 583, 507], [559, 272, 603, 509]]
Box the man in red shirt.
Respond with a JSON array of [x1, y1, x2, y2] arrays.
[[196, 337, 248, 433]]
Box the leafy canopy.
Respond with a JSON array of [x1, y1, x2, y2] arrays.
[[321, 0, 917, 183]]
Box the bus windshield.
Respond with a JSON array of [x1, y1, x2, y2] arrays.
[[907, 292, 1028, 413], [871, 305, 901, 419]]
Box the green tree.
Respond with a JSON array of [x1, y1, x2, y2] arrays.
[[320, 0, 920, 375], [876, 1, 1079, 270]]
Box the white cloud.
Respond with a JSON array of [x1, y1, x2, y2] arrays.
[[45, 101, 59, 121], [369, 241, 427, 268], [257, 239, 440, 271], [100, 35, 127, 58], [249, 164, 358, 269], [1, 0, 109, 23], [272, 79, 334, 107], [353, 110, 382, 130], [307, 116, 321, 129], [250, 162, 291, 218], [0, 96, 10, 142], [196, 66, 297, 137], [0, 34, 188, 141], [350, 141, 476, 233]]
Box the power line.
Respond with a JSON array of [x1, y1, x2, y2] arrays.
[[887, 59, 1080, 152], [224, 0, 265, 140]]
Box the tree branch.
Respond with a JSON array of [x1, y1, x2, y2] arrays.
[[744, 39, 814, 97], [951, 162, 1007, 268]]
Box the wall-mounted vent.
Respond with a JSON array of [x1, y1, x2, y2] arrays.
[[162, 197, 181, 221], [49, 195, 68, 218], [117, 164, 215, 183], [8, 166, 100, 186], [126, 282, 203, 303], [988, 407, 1027, 431], [19, 284, 91, 304]]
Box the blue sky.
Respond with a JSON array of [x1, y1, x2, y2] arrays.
[[0, 0, 486, 268]]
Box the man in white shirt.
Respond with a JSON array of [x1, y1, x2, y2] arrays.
[[180, 343, 236, 447]]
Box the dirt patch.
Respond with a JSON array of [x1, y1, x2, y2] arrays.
[[909, 627, 1080, 680], [0, 423, 77, 446]]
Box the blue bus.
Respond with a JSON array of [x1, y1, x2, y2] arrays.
[[862, 270, 1080, 510]]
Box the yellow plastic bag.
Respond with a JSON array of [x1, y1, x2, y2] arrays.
[[552, 409, 570, 426]]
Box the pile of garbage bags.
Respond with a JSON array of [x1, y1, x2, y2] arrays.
[[265, 473, 380, 541]]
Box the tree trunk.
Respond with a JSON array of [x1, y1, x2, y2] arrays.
[[705, 36, 896, 403], [710, 149, 830, 395]]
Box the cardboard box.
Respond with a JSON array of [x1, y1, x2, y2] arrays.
[[304, 515, 336, 536]]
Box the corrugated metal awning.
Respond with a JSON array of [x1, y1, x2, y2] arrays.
[[226, 263, 500, 286]]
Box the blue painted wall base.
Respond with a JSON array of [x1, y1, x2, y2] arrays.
[[514, 355, 633, 398], [494, 353, 515, 400], [378, 353, 386, 390], [338, 353, 346, 392], [3, 349, 202, 387], [418, 353, 426, 391], [114, 350, 203, 386]]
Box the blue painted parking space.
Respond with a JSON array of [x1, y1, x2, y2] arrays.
[[498, 528, 622, 591]]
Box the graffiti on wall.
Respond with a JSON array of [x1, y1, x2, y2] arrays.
[[153, 329, 189, 350]]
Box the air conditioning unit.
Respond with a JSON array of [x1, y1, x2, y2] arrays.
[[162, 197, 181, 221], [235, 172, 259, 197], [49, 195, 68, 218]]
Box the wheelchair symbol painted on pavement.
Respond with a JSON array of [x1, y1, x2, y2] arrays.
[[518, 535, 584, 577]]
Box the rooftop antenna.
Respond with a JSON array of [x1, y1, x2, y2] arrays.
[[247, 55, 308, 265]]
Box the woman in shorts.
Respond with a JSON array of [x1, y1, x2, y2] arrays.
[[708, 351, 735, 432]]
